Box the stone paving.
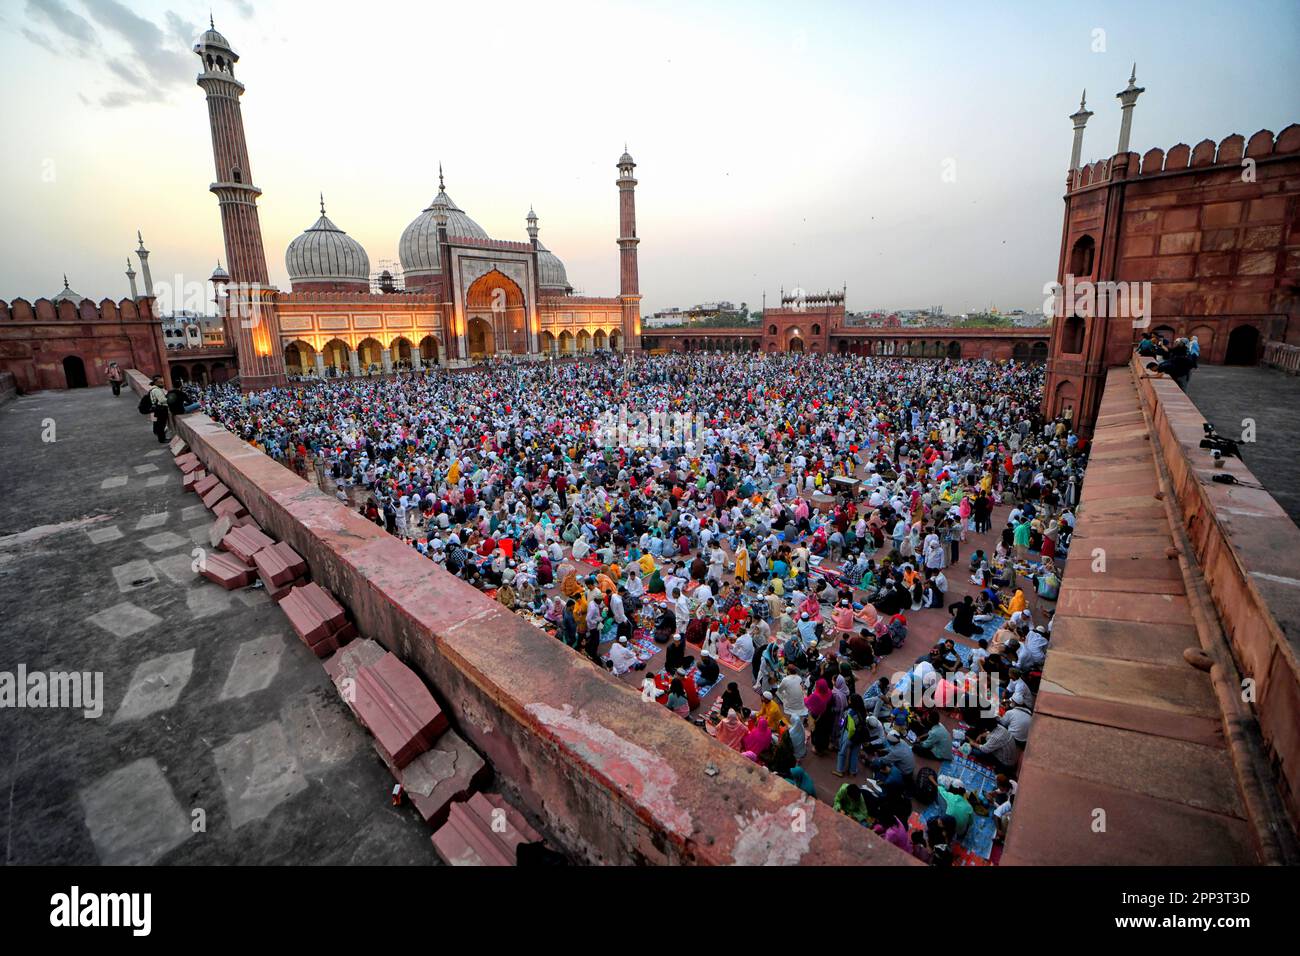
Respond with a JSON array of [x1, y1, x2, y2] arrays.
[[0, 386, 439, 864], [1187, 364, 1300, 526]]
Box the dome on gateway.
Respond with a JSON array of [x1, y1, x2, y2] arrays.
[[399, 173, 490, 278], [285, 200, 371, 286]]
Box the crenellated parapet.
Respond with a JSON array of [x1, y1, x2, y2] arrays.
[[1069, 123, 1300, 191], [0, 296, 156, 323]]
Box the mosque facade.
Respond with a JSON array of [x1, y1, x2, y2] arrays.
[[194, 23, 641, 390]]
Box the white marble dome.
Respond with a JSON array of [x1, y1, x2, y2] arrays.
[[536, 243, 570, 293], [285, 207, 370, 286], [399, 185, 489, 279]]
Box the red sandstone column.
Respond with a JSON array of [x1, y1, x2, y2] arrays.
[[194, 22, 286, 391], [617, 149, 642, 353]]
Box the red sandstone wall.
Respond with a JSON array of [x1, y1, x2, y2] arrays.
[[170, 409, 913, 866], [1132, 356, 1300, 826], [0, 296, 168, 392]]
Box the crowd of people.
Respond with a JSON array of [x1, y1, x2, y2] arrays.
[[199, 350, 1088, 864]]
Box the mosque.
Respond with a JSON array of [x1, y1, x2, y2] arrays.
[[193, 21, 641, 389]]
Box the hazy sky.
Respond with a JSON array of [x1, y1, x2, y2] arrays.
[[1, 0, 1296, 315]]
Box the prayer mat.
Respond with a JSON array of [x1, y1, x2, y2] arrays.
[[945, 614, 1005, 643], [919, 799, 998, 861], [599, 635, 659, 665], [684, 663, 723, 698], [717, 645, 749, 671]]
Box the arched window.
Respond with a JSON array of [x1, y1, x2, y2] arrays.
[[1069, 235, 1095, 277], [768, 325, 777, 335], [1060, 316, 1085, 354]]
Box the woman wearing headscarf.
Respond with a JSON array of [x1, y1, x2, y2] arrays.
[[734, 541, 749, 585], [714, 709, 747, 751], [742, 716, 774, 758], [806, 677, 834, 755]]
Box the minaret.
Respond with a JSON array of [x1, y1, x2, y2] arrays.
[[194, 19, 285, 389], [1115, 64, 1145, 154], [616, 146, 641, 353], [126, 257, 139, 301], [1068, 90, 1093, 171], [526, 206, 539, 248], [135, 231, 154, 298]]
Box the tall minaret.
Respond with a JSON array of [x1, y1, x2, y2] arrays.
[[135, 231, 154, 297], [1068, 90, 1093, 171], [126, 257, 139, 301], [526, 206, 539, 248], [616, 146, 641, 353], [1115, 64, 1145, 154], [194, 18, 285, 390]]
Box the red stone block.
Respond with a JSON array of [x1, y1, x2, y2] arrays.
[[355, 652, 449, 768], [200, 550, 256, 590], [220, 525, 275, 564], [193, 474, 221, 497], [280, 582, 345, 647], [323, 638, 387, 713], [175, 454, 202, 474], [298, 582, 346, 631], [182, 469, 206, 492], [379, 730, 488, 828], [212, 496, 248, 521], [430, 793, 543, 866], [269, 574, 308, 603], [201, 482, 229, 510], [168, 437, 189, 456], [233, 514, 259, 529], [253, 541, 306, 588]]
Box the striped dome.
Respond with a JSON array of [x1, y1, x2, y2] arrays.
[[399, 186, 489, 278], [536, 243, 570, 293], [285, 208, 370, 287]]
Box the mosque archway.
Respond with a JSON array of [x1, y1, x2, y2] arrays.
[[559, 330, 575, 355], [172, 365, 190, 383], [211, 361, 230, 383], [788, 336, 805, 353], [577, 329, 592, 353], [284, 340, 315, 374], [62, 355, 87, 389], [593, 329, 608, 351], [390, 336, 414, 367], [947, 341, 962, 359], [608, 329, 621, 352], [465, 269, 526, 355], [1013, 342, 1029, 362], [322, 338, 349, 372], [418, 335, 440, 366], [357, 337, 384, 372], [467, 318, 495, 359], [193, 364, 209, 385], [541, 331, 557, 355], [1030, 340, 1049, 362]]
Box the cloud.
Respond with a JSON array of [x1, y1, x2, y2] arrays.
[[81, 0, 193, 89], [21, 27, 59, 54], [164, 10, 198, 46], [232, 0, 254, 18], [26, 0, 97, 46]]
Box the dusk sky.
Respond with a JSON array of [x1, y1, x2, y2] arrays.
[[1, 0, 1296, 315]]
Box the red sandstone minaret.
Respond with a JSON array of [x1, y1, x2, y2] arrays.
[[194, 18, 286, 390], [617, 147, 642, 352]]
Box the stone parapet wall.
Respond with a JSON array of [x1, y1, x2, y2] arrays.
[[1132, 355, 1300, 826], [162, 400, 911, 866]]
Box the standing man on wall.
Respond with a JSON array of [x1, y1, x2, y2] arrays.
[[147, 374, 169, 443]]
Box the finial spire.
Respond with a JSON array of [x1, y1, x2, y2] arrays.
[[210, 11, 214, 30], [1130, 62, 1137, 83], [319, 191, 326, 216], [438, 162, 444, 190], [1080, 89, 1087, 109], [63, 274, 69, 289]]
